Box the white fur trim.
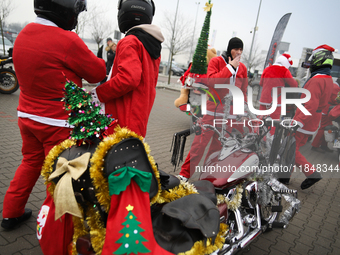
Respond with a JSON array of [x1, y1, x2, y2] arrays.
[[227, 64, 236, 75], [297, 128, 316, 135], [275, 55, 290, 69], [18, 112, 73, 127], [296, 121, 304, 128]]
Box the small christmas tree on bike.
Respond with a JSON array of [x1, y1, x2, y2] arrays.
[[63, 79, 114, 141]]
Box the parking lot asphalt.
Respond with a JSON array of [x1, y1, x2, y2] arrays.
[[0, 80, 339, 254]]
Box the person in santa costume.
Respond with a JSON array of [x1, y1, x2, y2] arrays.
[[311, 81, 340, 153], [1, 0, 106, 232], [91, 0, 164, 138], [292, 44, 336, 189], [178, 37, 248, 181], [259, 53, 298, 135]]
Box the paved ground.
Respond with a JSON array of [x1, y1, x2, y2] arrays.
[[0, 79, 340, 254]]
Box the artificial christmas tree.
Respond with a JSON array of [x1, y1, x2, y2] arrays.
[[174, 1, 217, 109], [63, 79, 114, 141], [190, 1, 213, 75]]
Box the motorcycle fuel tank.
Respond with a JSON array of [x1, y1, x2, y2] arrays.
[[199, 149, 259, 189]]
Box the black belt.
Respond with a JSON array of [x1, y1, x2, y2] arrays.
[[316, 109, 322, 113], [49, 98, 63, 101]]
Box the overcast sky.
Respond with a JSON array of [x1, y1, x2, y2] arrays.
[[7, 0, 340, 59]]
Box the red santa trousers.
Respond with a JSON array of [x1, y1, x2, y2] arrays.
[[37, 193, 74, 255], [311, 114, 332, 148], [3, 118, 72, 218], [295, 132, 315, 177]]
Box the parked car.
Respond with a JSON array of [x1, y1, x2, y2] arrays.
[[159, 61, 184, 76], [0, 37, 14, 56]]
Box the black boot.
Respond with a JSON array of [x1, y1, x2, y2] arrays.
[[1, 208, 32, 230], [301, 172, 322, 190]]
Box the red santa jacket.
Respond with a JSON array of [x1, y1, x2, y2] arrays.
[[95, 25, 163, 137], [13, 22, 106, 123], [206, 56, 248, 117], [322, 82, 340, 115], [259, 65, 298, 106], [294, 74, 333, 134]]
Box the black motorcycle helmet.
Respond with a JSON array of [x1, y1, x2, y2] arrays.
[[117, 0, 155, 34], [309, 45, 335, 73], [34, 0, 87, 30]]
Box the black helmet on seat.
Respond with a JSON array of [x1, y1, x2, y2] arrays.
[[34, 0, 87, 31], [117, 0, 155, 34]]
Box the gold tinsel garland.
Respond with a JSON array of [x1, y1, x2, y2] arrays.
[[71, 210, 88, 255], [41, 139, 77, 197], [156, 180, 198, 204], [178, 223, 228, 255], [86, 207, 107, 255], [216, 184, 243, 211]]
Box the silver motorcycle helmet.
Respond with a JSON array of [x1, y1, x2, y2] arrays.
[[34, 0, 87, 30]]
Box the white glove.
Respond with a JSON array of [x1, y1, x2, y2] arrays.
[[90, 87, 105, 115]]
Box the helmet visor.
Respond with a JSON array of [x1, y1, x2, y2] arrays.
[[51, 0, 87, 14]]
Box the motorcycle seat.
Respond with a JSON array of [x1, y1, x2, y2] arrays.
[[104, 137, 159, 198]]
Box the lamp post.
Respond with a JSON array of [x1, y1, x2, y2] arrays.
[[167, 0, 180, 84], [247, 0, 262, 72], [188, 2, 200, 65]]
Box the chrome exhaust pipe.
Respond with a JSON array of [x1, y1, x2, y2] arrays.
[[238, 228, 262, 249], [239, 204, 262, 249], [217, 204, 263, 255]]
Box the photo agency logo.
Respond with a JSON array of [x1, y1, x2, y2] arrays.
[[187, 81, 311, 128]]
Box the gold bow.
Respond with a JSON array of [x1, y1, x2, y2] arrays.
[[204, 2, 213, 12], [48, 152, 91, 220]]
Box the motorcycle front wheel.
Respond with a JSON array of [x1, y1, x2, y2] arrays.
[[0, 68, 19, 94]]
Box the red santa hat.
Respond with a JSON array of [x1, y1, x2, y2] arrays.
[[275, 53, 293, 69], [308, 44, 338, 62], [312, 44, 337, 54]]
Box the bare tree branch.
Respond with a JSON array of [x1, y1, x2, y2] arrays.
[[162, 12, 192, 57], [161, 11, 193, 83], [87, 6, 114, 49], [242, 43, 265, 73], [75, 12, 89, 37], [0, 0, 15, 55]]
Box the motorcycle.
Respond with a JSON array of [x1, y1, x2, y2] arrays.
[[171, 93, 300, 255], [0, 50, 19, 94], [38, 80, 300, 255], [324, 105, 340, 164]]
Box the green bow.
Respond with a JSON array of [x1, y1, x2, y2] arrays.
[[108, 166, 152, 196]]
